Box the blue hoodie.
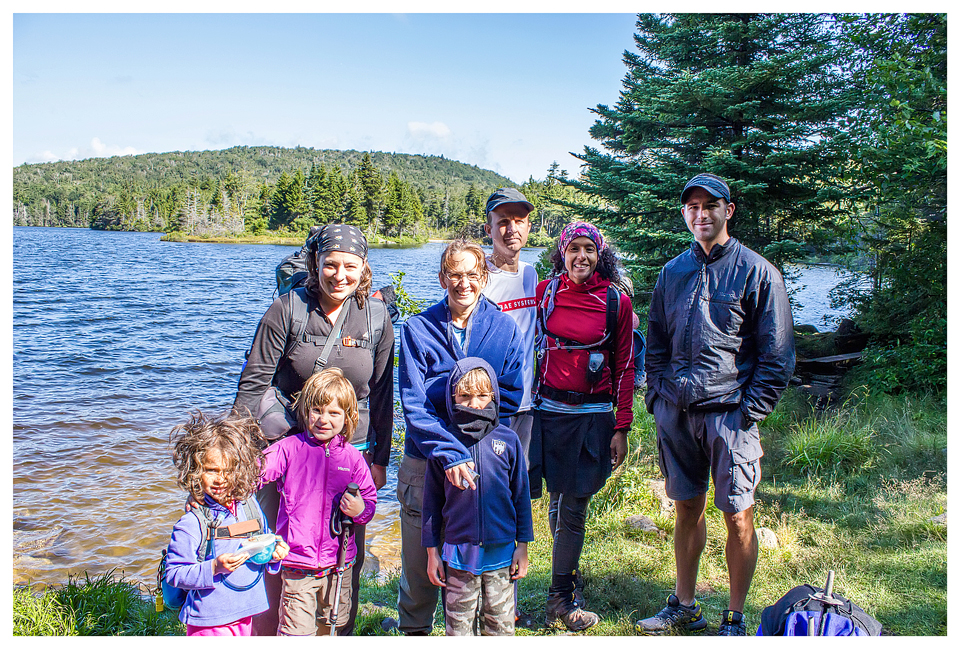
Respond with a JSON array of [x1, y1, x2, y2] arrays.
[[400, 295, 525, 467], [421, 357, 534, 549]]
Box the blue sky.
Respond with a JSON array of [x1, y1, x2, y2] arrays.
[[12, 12, 641, 183]]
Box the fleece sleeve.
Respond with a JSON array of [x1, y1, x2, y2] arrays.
[[511, 440, 535, 544], [164, 513, 215, 591], [398, 319, 471, 469], [493, 321, 526, 420], [259, 437, 293, 487], [420, 459, 447, 548]]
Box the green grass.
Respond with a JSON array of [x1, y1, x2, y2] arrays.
[[13, 571, 184, 636], [14, 389, 946, 636]]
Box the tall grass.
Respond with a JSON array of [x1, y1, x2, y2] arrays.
[[13, 571, 183, 636]]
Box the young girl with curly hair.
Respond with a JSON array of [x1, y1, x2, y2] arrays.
[[165, 412, 290, 636]]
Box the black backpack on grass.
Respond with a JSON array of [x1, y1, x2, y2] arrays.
[[756, 572, 882, 636]]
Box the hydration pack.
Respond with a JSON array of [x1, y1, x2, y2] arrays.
[[535, 276, 621, 353], [156, 499, 267, 611]]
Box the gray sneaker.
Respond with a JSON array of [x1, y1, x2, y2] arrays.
[[547, 591, 600, 632], [635, 594, 708, 635]]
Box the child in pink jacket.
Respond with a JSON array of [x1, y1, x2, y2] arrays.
[[260, 368, 377, 635]]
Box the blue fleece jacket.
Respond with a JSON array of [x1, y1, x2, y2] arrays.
[[164, 496, 281, 628], [400, 295, 525, 467], [421, 358, 534, 549]]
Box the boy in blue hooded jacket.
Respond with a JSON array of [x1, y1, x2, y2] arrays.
[[422, 357, 534, 635]]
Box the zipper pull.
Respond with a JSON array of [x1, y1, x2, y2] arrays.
[[325, 441, 330, 457]]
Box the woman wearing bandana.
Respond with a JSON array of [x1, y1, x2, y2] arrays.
[[233, 223, 394, 635], [532, 221, 635, 631]]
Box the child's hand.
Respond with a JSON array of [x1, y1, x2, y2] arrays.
[[339, 491, 364, 518], [426, 547, 446, 587], [184, 494, 201, 513], [213, 552, 247, 575], [271, 538, 290, 562], [510, 543, 528, 580]]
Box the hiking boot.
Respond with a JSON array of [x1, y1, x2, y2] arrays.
[[546, 590, 600, 632], [717, 610, 746, 636], [635, 594, 708, 635]]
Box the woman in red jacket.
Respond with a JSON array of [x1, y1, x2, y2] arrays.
[[533, 221, 634, 631]]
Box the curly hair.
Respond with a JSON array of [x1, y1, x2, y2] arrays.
[[548, 244, 621, 283], [169, 411, 265, 505], [293, 367, 360, 442], [305, 249, 373, 310]]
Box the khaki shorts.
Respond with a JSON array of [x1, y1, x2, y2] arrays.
[[278, 568, 353, 636]]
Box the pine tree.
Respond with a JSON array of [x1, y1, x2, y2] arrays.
[[356, 153, 383, 230], [572, 13, 855, 284]]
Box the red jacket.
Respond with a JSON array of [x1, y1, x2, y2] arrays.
[[535, 272, 635, 431]]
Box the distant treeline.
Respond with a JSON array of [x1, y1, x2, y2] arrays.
[[11, 146, 534, 241]]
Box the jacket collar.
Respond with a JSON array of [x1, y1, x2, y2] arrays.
[[691, 237, 738, 264], [558, 270, 608, 292]]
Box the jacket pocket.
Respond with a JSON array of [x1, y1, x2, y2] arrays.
[[706, 291, 745, 337]]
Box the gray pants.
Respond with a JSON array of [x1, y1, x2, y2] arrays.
[[397, 454, 438, 634], [443, 566, 515, 636]]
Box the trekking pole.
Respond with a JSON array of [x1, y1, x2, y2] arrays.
[[329, 482, 359, 637], [817, 570, 841, 635]]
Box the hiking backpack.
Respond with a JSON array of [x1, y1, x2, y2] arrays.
[[756, 572, 882, 636], [155, 500, 266, 611], [275, 244, 311, 296]]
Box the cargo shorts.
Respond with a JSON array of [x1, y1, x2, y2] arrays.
[[652, 397, 762, 513]]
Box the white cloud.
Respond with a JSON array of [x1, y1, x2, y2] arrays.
[[25, 138, 140, 164], [407, 121, 452, 140]]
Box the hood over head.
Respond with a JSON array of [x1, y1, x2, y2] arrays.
[[444, 357, 500, 443]]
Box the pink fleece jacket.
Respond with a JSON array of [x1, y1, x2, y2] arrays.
[[260, 431, 377, 570]]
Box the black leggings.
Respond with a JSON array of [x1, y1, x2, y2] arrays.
[[548, 492, 591, 587]]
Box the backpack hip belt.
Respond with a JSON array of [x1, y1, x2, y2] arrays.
[[538, 384, 613, 405]]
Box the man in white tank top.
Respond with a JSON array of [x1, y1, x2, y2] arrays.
[[481, 188, 537, 462], [481, 187, 538, 629]]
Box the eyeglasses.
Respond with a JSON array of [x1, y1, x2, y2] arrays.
[[444, 272, 483, 285]]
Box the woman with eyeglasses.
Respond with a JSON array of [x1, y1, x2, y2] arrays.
[[531, 221, 635, 631], [232, 223, 394, 635], [395, 238, 525, 635]]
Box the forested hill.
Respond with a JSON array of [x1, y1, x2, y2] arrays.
[[12, 146, 514, 236]]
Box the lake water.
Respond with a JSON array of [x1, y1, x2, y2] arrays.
[[11, 227, 855, 590]]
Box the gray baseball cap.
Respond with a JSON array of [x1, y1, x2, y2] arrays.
[[681, 173, 731, 204], [485, 187, 533, 215]]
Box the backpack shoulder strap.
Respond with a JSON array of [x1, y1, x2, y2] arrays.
[[604, 286, 620, 350], [368, 297, 386, 355], [191, 506, 214, 563], [239, 498, 266, 534], [284, 287, 311, 360]]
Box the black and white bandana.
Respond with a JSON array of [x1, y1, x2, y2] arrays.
[[308, 223, 368, 259]]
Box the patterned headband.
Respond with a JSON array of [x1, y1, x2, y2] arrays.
[[309, 223, 368, 260], [558, 221, 606, 255]]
